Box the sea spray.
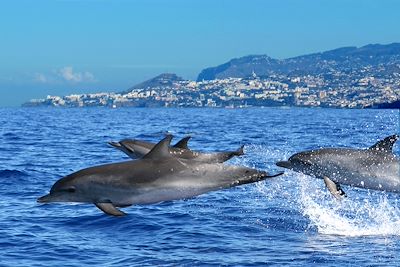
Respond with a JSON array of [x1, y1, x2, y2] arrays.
[[297, 173, 400, 236]]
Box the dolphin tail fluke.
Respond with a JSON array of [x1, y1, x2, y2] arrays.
[[234, 145, 245, 156], [323, 176, 346, 200], [236, 171, 283, 186], [95, 202, 127, 216]]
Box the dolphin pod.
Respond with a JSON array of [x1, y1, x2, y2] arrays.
[[38, 134, 399, 216], [108, 136, 245, 163], [38, 135, 282, 216], [276, 135, 400, 198]]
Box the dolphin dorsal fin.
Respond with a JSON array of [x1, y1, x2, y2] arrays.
[[143, 135, 173, 160], [173, 136, 191, 149], [369, 134, 399, 152]]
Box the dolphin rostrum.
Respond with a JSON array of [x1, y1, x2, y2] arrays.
[[38, 135, 282, 216], [276, 135, 400, 198], [108, 136, 244, 163]]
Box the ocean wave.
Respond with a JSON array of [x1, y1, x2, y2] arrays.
[[0, 169, 28, 178], [2, 132, 23, 141]]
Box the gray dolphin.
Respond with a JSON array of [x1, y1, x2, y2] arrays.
[[276, 135, 400, 198], [38, 135, 282, 216], [108, 136, 244, 163]]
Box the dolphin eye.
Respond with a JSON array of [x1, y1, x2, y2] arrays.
[[66, 187, 76, 193]]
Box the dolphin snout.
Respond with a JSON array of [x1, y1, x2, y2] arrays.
[[276, 160, 292, 169], [37, 194, 51, 203], [108, 141, 121, 148]]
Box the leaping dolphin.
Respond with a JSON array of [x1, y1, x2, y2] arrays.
[[108, 136, 244, 163], [38, 135, 282, 216], [276, 135, 400, 198]]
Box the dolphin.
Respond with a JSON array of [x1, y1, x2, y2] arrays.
[[108, 136, 245, 163], [38, 135, 282, 216], [276, 135, 400, 198]]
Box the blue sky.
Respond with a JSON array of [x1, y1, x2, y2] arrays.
[[1, 0, 399, 106]]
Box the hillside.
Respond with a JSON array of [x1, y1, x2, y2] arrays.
[[197, 43, 400, 81], [121, 73, 185, 94]]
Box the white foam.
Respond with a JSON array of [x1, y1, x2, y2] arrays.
[[243, 143, 400, 237], [298, 173, 400, 237]]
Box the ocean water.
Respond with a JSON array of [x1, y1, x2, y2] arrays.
[[0, 107, 399, 266]]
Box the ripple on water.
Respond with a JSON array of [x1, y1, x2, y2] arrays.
[[0, 107, 399, 266]]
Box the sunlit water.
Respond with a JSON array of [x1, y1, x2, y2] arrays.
[[0, 107, 399, 266]]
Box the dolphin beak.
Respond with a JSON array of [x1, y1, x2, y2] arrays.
[[108, 141, 121, 148], [37, 194, 52, 203], [276, 160, 292, 169]]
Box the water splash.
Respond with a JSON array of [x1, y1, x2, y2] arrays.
[[252, 135, 400, 237], [297, 173, 400, 237]]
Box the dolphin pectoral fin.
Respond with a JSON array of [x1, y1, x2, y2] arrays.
[[323, 176, 346, 199], [173, 136, 191, 149], [116, 204, 132, 208], [95, 202, 127, 216], [369, 134, 399, 152]]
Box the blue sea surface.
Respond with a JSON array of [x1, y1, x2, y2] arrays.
[[0, 107, 399, 266]]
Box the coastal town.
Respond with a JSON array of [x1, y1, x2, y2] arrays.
[[24, 69, 400, 108]]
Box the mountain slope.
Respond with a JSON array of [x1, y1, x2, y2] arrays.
[[197, 43, 400, 81], [122, 73, 185, 94]]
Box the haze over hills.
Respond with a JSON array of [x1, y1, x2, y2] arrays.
[[24, 43, 400, 109], [197, 43, 400, 81]]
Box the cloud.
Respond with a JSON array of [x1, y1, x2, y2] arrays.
[[32, 67, 96, 84], [34, 73, 48, 83], [58, 66, 96, 83]]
